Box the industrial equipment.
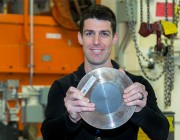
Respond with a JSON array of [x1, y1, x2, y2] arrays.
[[0, 0, 98, 139]]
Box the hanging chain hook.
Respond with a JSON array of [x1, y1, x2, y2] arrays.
[[147, 0, 151, 30], [125, 0, 164, 81]]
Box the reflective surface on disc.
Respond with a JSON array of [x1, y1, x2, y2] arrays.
[[77, 67, 136, 129]]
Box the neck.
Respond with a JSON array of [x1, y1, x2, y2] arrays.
[[84, 60, 113, 73]]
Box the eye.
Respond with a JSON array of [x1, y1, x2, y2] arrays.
[[84, 31, 94, 36], [100, 31, 110, 37]]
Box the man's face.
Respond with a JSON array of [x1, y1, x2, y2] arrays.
[[78, 18, 117, 66]]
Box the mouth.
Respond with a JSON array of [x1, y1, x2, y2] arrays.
[[90, 49, 104, 55]]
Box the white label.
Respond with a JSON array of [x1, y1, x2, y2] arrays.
[[81, 76, 96, 95], [46, 33, 61, 39]]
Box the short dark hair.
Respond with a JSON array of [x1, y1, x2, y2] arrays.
[[79, 4, 117, 36]]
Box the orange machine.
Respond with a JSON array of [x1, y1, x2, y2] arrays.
[[0, 0, 99, 139], [0, 0, 100, 86], [0, 0, 84, 87]]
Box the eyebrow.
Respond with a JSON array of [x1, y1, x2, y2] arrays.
[[84, 30, 111, 33]]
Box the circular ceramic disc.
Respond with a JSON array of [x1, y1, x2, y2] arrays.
[[77, 67, 136, 129]]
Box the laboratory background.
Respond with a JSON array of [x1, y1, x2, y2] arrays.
[[0, 0, 179, 140]]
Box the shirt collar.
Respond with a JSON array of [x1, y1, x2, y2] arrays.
[[78, 60, 119, 75], [74, 60, 120, 83]]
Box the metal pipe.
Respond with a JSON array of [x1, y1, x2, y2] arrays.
[[3, 0, 8, 14], [29, 0, 34, 86], [174, 51, 180, 53], [24, 0, 29, 41], [115, 23, 131, 68]]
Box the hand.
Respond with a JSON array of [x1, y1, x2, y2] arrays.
[[64, 86, 95, 123], [123, 82, 148, 112], [118, 68, 125, 74]]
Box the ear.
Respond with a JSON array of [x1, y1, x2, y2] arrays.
[[112, 32, 118, 46], [78, 32, 83, 45]]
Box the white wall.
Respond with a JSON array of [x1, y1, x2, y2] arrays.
[[101, 0, 180, 139]]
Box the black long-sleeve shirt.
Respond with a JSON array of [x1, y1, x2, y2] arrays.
[[41, 60, 169, 140]]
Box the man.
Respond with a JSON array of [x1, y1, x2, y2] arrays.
[[41, 4, 169, 140]]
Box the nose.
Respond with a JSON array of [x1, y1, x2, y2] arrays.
[[93, 34, 100, 45]]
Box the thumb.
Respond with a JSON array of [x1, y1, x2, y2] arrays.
[[118, 68, 125, 74]]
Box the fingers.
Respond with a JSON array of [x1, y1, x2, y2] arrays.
[[68, 99, 95, 112], [65, 87, 94, 109], [66, 87, 85, 100], [118, 69, 147, 111], [124, 92, 146, 103], [64, 86, 95, 123], [140, 93, 144, 100], [124, 82, 147, 99], [67, 92, 89, 102], [123, 82, 148, 112], [124, 82, 146, 95]]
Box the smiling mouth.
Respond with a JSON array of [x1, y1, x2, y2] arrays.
[[92, 50, 102, 53]]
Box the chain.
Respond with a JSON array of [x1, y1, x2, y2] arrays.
[[140, 0, 143, 23], [147, 0, 150, 29], [165, 0, 168, 21], [125, 0, 164, 81], [172, 0, 175, 23], [125, 0, 175, 108], [178, 0, 180, 26], [140, 0, 150, 28], [174, 0, 180, 27], [163, 0, 175, 108], [164, 36, 175, 108]]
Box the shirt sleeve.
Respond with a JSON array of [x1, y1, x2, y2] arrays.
[[41, 79, 82, 140], [130, 75, 170, 140]]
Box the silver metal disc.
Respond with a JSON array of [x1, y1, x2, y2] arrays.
[[77, 67, 136, 129]]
